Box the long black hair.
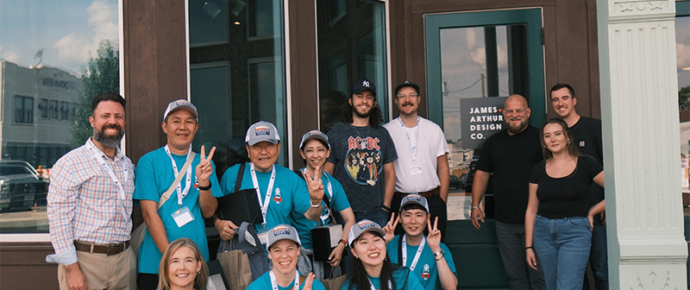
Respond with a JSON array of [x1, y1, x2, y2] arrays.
[[348, 231, 397, 290], [341, 99, 384, 128]]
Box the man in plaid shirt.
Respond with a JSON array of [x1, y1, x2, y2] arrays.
[[46, 93, 136, 290]]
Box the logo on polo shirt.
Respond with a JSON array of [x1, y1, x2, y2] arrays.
[[579, 141, 585, 147], [273, 225, 290, 236], [274, 188, 282, 204], [422, 264, 430, 279], [255, 126, 270, 136]]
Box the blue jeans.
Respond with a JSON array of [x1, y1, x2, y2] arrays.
[[534, 215, 592, 290]]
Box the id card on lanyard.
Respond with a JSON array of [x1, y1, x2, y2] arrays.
[[270, 270, 300, 290], [86, 141, 129, 221], [164, 145, 195, 228], [251, 163, 275, 244], [402, 234, 426, 271]]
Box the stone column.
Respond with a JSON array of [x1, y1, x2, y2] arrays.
[[597, 0, 688, 288]]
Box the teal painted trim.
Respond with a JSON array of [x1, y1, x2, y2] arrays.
[[425, 8, 546, 129], [678, 1, 690, 16]]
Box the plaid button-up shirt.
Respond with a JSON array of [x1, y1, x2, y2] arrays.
[[46, 138, 135, 265]]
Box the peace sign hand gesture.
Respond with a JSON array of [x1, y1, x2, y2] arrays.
[[195, 145, 216, 188], [426, 216, 443, 252], [382, 213, 399, 243], [303, 273, 316, 290], [304, 165, 324, 202]]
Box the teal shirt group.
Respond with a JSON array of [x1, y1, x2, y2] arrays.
[[341, 266, 424, 290], [247, 270, 326, 290], [291, 170, 351, 250], [220, 163, 311, 234], [386, 235, 457, 290], [133, 147, 222, 274]]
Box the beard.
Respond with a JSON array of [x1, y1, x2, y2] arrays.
[[506, 117, 528, 134], [93, 124, 124, 148], [353, 105, 374, 119]]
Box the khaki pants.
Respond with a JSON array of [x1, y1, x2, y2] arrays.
[[58, 247, 137, 290]]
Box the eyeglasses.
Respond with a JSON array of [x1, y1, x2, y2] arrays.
[[396, 94, 419, 99]]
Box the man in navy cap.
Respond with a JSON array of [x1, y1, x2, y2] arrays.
[[324, 79, 397, 227]]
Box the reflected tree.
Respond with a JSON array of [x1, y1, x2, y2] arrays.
[[70, 40, 120, 148]]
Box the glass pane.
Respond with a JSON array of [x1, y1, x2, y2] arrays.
[[189, 0, 229, 46], [189, 0, 287, 180], [317, 0, 389, 133], [439, 25, 527, 201], [676, 15, 690, 217], [0, 1, 120, 234]]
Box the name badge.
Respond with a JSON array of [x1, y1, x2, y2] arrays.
[[172, 207, 194, 228], [410, 165, 422, 176]]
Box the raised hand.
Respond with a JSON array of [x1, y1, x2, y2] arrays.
[[303, 272, 316, 290], [426, 216, 442, 252], [195, 145, 216, 188], [382, 213, 399, 243], [304, 165, 324, 202]]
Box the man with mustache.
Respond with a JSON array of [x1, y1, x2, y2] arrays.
[[133, 100, 221, 290], [550, 83, 606, 290], [470, 95, 545, 290], [47, 93, 136, 290], [324, 79, 397, 227], [383, 81, 450, 241]]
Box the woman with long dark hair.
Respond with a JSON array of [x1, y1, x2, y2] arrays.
[[525, 118, 605, 290], [343, 220, 423, 290]]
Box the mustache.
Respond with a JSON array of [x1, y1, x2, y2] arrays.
[[401, 102, 415, 106], [101, 124, 122, 132]]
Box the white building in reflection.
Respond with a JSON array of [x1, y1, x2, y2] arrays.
[[0, 61, 81, 167]]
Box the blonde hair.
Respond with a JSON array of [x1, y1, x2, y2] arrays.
[[156, 238, 209, 290]]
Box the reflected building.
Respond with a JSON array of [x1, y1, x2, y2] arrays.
[[0, 61, 81, 168]]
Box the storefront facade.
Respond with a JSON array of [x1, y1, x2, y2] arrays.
[[0, 0, 688, 288]]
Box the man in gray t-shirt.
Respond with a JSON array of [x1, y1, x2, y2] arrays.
[[324, 79, 397, 227]]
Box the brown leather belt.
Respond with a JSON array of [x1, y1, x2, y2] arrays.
[[394, 187, 440, 199], [74, 240, 130, 256]]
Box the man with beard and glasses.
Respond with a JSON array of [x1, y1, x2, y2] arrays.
[[470, 95, 546, 290], [324, 79, 397, 227], [47, 93, 137, 290], [383, 81, 450, 242]]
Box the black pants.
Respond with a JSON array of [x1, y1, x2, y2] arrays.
[[137, 273, 159, 290], [390, 194, 447, 243]]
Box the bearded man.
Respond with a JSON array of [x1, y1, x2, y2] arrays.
[[469, 95, 546, 290], [47, 93, 137, 290]]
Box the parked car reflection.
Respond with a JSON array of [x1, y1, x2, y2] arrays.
[[0, 160, 49, 211]]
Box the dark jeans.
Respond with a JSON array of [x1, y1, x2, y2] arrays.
[[137, 273, 158, 290], [495, 221, 546, 290], [390, 194, 447, 243], [583, 214, 609, 290]]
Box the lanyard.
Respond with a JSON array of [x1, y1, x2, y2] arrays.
[[164, 145, 192, 208], [367, 277, 392, 290], [85, 141, 129, 219], [402, 235, 426, 271], [250, 163, 276, 225], [397, 116, 421, 162], [269, 270, 300, 290]]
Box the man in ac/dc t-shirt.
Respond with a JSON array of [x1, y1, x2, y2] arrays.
[[550, 83, 607, 290], [324, 79, 397, 227], [470, 95, 546, 290]]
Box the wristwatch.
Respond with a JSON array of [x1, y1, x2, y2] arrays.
[[433, 249, 445, 261]]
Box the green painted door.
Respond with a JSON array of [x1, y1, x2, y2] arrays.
[[424, 8, 545, 289]]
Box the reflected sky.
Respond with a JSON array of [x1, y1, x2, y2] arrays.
[[0, 0, 118, 76]]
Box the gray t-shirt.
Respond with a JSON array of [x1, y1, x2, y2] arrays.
[[327, 122, 398, 212]]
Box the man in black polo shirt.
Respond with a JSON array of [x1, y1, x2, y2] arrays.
[[550, 83, 606, 290], [470, 95, 545, 290]]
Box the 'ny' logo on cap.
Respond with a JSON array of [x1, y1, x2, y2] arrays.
[[362, 80, 370, 87]]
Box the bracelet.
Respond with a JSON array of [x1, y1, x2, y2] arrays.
[[197, 183, 211, 191], [525, 246, 534, 250], [381, 205, 392, 212], [339, 239, 347, 246], [471, 206, 480, 210], [433, 249, 445, 261], [310, 201, 321, 208]]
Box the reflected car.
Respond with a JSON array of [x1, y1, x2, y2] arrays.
[[0, 161, 49, 211], [450, 175, 463, 189]]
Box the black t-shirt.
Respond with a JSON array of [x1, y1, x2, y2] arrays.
[[529, 157, 603, 219], [326, 122, 398, 212], [475, 126, 542, 224], [569, 116, 605, 205]]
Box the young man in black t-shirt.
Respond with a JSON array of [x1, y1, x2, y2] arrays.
[[470, 95, 546, 290], [550, 83, 607, 290]]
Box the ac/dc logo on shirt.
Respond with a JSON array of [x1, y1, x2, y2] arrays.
[[345, 136, 382, 186]]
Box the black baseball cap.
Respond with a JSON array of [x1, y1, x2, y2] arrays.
[[351, 79, 377, 96], [395, 80, 420, 96]]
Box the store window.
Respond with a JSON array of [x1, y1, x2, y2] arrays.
[[188, 0, 288, 179], [0, 0, 120, 235], [316, 0, 389, 133]]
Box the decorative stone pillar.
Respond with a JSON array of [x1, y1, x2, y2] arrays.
[[597, 0, 688, 288]]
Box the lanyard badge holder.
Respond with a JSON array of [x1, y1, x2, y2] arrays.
[[397, 116, 423, 176], [86, 142, 130, 221], [165, 145, 195, 228], [251, 163, 276, 245]]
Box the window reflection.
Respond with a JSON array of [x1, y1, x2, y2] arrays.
[[0, 0, 120, 234]]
